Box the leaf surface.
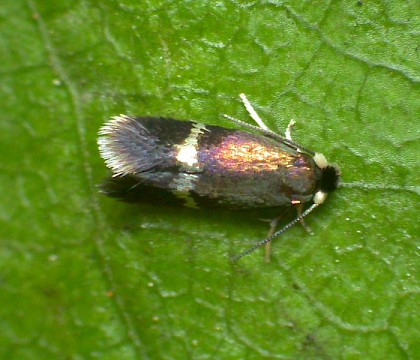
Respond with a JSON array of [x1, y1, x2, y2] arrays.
[[1, 1, 419, 359]]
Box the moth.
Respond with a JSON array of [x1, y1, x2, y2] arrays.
[[98, 94, 340, 260]]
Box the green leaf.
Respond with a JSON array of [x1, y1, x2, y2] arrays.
[[1, 0, 418, 359]]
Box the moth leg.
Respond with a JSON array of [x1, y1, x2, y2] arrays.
[[285, 119, 295, 141], [261, 209, 288, 262], [295, 203, 313, 234], [264, 216, 281, 263], [239, 93, 269, 131], [263, 204, 312, 262]]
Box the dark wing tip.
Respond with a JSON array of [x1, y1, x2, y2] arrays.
[[320, 165, 340, 193], [98, 175, 145, 203]]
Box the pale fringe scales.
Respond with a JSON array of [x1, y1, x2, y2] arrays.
[[97, 114, 138, 177]]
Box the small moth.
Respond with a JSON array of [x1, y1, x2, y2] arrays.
[[98, 94, 340, 260]]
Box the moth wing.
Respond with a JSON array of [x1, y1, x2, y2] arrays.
[[98, 116, 193, 176]]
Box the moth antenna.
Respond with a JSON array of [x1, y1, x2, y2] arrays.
[[222, 113, 273, 135], [231, 203, 319, 262], [222, 94, 316, 157]]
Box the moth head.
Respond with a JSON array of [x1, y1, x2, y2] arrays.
[[313, 152, 340, 204]]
